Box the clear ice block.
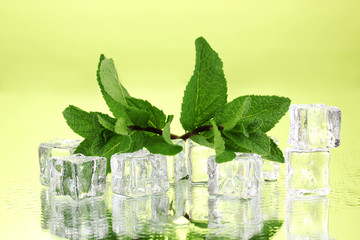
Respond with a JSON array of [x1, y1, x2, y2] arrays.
[[286, 197, 329, 240], [112, 193, 169, 238], [208, 153, 262, 199], [167, 139, 188, 183], [49, 154, 107, 200], [262, 137, 280, 181], [208, 195, 263, 239], [111, 149, 169, 198], [187, 139, 215, 183], [39, 138, 81, 186], [49, 196, 108, 240], [286, 148, 330, 196], [288, 104, 341, 149]]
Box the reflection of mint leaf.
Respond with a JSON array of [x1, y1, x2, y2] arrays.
[[126, 97, 166, 129], [249, 220, 283, 240], [144, 135, 182, 156], [214, 97, 250, 130], [63, 105, 103, 139], [237, 95, 291, 133], [224, 131, 270, 156], [180, 37, 227, 131], [97, 55, 130, 105]]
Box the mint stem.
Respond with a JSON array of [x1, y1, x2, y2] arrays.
[[128, 125, 224, 141]]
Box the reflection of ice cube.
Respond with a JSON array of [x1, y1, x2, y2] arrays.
[[208, 153, 262, 199], [286, 197, 329, 240], [189, 184, 209, 222], [111, 149, 169, 197], [167, 139, 188, 183], [40, 188, 52, 230], [38, 139, 81, 186], [49, 196, 108, 240], [112, 193, 169, 238], [187, 139, 215, 183], [261, 181, 280, 221], [262, 137, 280, 181], [208, 195, 263, 239], [174, 180, 191, 218], [49, 154, 107, 200], [288, 104, 341, 149], [286, 148, 330, 196]]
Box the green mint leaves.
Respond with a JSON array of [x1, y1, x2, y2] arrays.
[[63, 37, 290, 173], [180, 37, 228, 132]]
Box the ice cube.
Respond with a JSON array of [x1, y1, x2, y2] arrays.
[[39, 139, 81, 186], [111, 149, 169, 198], [286, 197, 329, 239], [288, 104, 341, 149], [208, 195, 263, 239], [49, 196, 108, 240], [112, 193, 169, 238], [167, 139, 188, 183], [208, 153, 262, 199], [187, 139, 215, 183], [285, 148, 330, 196], [262, 137, 280, 181], [49, 154, 107, 200]]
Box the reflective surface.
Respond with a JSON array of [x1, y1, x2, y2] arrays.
[[2, 166, 360, 239]]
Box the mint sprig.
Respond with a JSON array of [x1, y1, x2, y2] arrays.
[[63, 37, 290, 173]]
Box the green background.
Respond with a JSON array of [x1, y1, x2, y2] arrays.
[[0, 0, 359, 239]]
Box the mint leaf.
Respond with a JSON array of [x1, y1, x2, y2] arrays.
[[180, 37, 227, 131], [211, 119, 235, 163], [127, 131, 146, 153], [114, 117, 128, 135], [263, 138, 284, 163], [126, 97, 166, 129], [124, 107, 150, 127], [92, 133, 131, 173], [216, 151, 236, 163], [236, 95, 290, 132], [214, 97, 250, 130], [223, 136, 251, 153], [246, 118, 263, 133], [144, 135, 182, 155], [163, 115, 174, 144], [98, 55, 130, 105], [224, 131, 270, 156], [97, 113, 116, 132], [96, 55, 131, 123], [74, 139, 93, 156], [190, 135, 214, 148], [63, 105, 103, 139], [210, 120, 225, 153], [231, 123, 249, 137]]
